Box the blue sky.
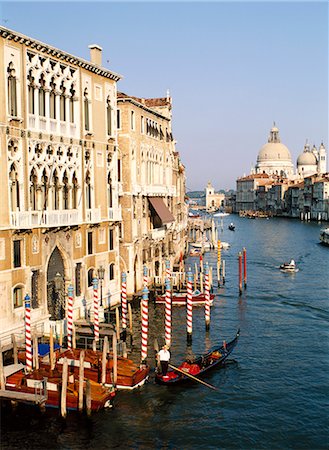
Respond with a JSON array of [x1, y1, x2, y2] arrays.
[[1, 1, 328, 190]]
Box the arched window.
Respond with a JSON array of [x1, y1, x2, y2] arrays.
[[107, 172, 113, 208], [84, 88, 90, 131], [41, 169, 48, 210], [87, 268, 94, 287], [49, 77, 56, 119], [107, 97, 112, 136], [53, 170, 59, 210], [72, 172, 78, 209], [30, 169, 37, 210], [28, 69, 35, 114], [69, 84, 75, 123], [63, 171, 69, 209], [60, 81, 66, 121], [7, 62, 17, 117], [9, 163, 20, 211], [86, 171, 92, 209], [109, 263, 115, 281], [13, 286, 23, 308], [39, 74, 46, 117]]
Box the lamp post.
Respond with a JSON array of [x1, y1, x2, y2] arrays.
[[97, 265, 105, 307]]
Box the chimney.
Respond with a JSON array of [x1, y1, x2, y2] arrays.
[[88, 44, 102, 66]]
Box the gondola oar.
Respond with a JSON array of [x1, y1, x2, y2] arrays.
[[168, 364, 218, 391]]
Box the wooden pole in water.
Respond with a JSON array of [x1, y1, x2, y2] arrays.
[[85, 379, 91, 416], [186, 269, 193, 344], [115, 307, 120, 339], [243, 247, 247, 289], [121, 272, 127, 342], [67, 284, 74, 349], [112, 332, 117, 385], [217, 241, 221, 287], [143, 265, 149, 288], [59, 321, 63, 349], [164, 278, 172, 348], [50, 327, 55, 370], [33, 334, 39, 370], [72, 324, 76, 349], [0, 347, 5, 390], [222, 260, 226, 284], [11, 334, 18, 365], [92, 278, 99, 344], [61, 357, 68, 418], [24, 294, 33, 372], [102, 336, 108, 385], [141, 287, 149, 364], [238, 252, 243, 295], [204, 263, 211, 331], [78, 350, 84, 412], [128, 303, 133, 333]]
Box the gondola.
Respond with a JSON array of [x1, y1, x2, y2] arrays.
[[155, 329, 240, 386], [228, 223, 235, 231]]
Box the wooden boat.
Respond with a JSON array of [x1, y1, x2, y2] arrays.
[[5, 364, 115, 411], [56, 349, 150, 390], [155, 290, 215, 306], [320, 228, 329, 246], [155, 329, 240, 386], [189, 248, 202, 257]]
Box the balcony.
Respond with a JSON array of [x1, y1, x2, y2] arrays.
[[151, 227, 166, 240], [86, 208, 101, 223], [11, 209, 81, 228], [108, 205, 122, 221]]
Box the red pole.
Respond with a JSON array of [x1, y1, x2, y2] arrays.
[[238, 252, 242, 295], [243, 247, 247, 289]]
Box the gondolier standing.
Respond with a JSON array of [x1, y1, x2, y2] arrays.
[[157, 345, 170, 376]]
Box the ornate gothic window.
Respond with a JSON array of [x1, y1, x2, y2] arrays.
[[53, 170, 59, 210], [30, 169, 37, 210], [86, 171, 92, 209], [7, 62, 17, 117], [49, 77, 56, 119], [87, 268, 94, 287], [9, 163, 20, 211], [60, 82, 66, 121], [28, 69, 35, 114], [63, 171, 69, 209], [109, 263, 115, 281], [41, 169, 48, 211], [72, 172, 78, 209], [107, 172, 113, 208], [39, 74, 46, 117], [84, 88, 90, 131], [106, 97, 112, 136], [69, 84, 75, 123]]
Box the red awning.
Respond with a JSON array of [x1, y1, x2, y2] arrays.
[[148, 197, 174, 224]]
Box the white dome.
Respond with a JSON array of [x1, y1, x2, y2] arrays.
[[297, 151, 317, 166], [257, 142, 292, 163]]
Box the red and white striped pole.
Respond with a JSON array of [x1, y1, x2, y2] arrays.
[[165, 259, 171, 281], [204, 263, 211, 331], [141, 286, 149, 364], [24, 294, 32, 372], [186, 269, 193, 344], [121, 272, 127, 342], [238, 252, 243, 296], [143, 265, 148, 288], [165, 278, 172, 348], [93, 277, 99, 342], [67, 285, 74, 349]]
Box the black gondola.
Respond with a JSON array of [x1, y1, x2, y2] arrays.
[[228, 223, 235, 231], [155, 329, 240, 386]]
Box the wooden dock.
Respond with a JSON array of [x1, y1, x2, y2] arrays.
[[0, 389, 47, 406]]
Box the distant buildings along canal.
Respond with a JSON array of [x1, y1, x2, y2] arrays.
[[0, 26, 188, 348], [236, 124, 328, 220]]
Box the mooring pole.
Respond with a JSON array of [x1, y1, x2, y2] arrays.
[[165, 278, 172, 348], [141, 287, 149, 364], [92, 277, 99, 344], [238, 252, 243, 295], [186, 269, 193, 344], [67, 285, 74, 349], [24, 294, 32, 372], [204, 263, 211, 331], [243, 247, 247, 289], [121, 272, 127, 343]]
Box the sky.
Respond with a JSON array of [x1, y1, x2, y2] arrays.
[[0, 1, 328, 191]]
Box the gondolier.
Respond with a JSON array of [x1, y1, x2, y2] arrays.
[[157, 345, 171, 376]]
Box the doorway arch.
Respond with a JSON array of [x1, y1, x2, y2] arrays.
[[47, 246, 66, 320]]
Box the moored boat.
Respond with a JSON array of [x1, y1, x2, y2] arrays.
[[319, 228, 329, 246], [155, 329, 240, 386], [228, 223, 235, 231], [155, 290, 215, 306]]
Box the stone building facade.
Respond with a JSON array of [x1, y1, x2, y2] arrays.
[[117, 92, 187, 295], [0, 27, 123, 346]]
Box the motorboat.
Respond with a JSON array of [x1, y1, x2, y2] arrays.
[[220, 242, 230, 249], [280, 260, 299, 273], [213, 212, 230, 218], [319, 228, 329, 246]]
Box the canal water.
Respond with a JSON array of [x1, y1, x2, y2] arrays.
[[1, 216, 329, 449]]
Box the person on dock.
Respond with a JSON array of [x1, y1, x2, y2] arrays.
[[157, 345, 170, 376]]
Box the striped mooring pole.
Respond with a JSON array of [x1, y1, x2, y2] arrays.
[[67, 285, 74, 349], [93, 277, 99, 342], [143, 265, 148, 288], [121, 272, 127, 341], [204, 263, 211, 331], [165, 278, 172, 348], [238, 252, 243, 296], [24, 294, 33, 372], [186, 269, 193, 344], [165, 259, 171, 281], [141, 286, 149, 364], [217, 240, 221, 286]]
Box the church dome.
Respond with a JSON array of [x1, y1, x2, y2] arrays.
[[297, 151, 317, 166], [256, 124, 292, 163]]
